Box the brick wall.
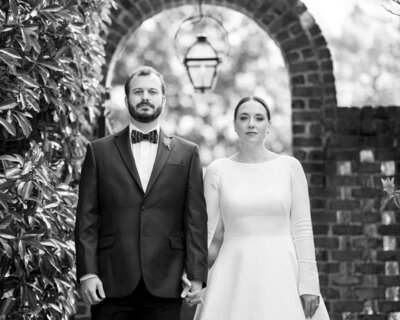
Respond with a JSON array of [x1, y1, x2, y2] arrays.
[[320, 106, 400, 320]]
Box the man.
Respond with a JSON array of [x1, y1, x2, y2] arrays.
[[75, 66, 208, 320]]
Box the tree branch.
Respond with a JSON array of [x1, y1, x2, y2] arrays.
[[382, 0, 400, 16]]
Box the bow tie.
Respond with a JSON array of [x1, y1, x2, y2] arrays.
[[131, 129, 158, 144]]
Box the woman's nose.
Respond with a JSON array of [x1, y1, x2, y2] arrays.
[[248, 118, 255, 128]]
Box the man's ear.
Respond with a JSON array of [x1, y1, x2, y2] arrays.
[[124, 96, 128, 107]]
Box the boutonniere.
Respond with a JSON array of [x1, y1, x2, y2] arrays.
[[162, 137, 172, 150]]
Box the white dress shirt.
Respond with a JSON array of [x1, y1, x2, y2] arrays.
[[129, 122, 159, 192]]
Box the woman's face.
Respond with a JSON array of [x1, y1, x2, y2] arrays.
[[234, 100, 271, 144]]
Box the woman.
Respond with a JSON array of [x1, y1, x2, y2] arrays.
[[193, 96, 330, 320]]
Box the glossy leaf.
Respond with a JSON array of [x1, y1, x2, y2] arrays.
[[0, 199, 9, 212], [41, 4, 64, 13], [25, 95, 40, 112], [0, 54, 21, 68], [16, 73, 40, 88], [38, 61, 64, 72], [0, 155, 18, 162], [0, 216, 13, 229], [0, 117, 16, 136], [0, 229, 16, 240], [4, 167, 21, 180], [9, 0, 18, 17], [0, 48, 21, 60], [0, 100, 17, 111], [13, 112, 32, 137], [20, 28, 32, 52]]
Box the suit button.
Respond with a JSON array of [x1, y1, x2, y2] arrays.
[[141, 206, 145, 211]]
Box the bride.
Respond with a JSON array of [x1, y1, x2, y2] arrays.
[[190, 96, 330, 320]]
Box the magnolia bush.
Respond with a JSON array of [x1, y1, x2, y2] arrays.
[[0, 0, 115, 318]]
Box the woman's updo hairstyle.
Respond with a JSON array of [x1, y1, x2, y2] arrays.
[[234, 96, 271, 121]]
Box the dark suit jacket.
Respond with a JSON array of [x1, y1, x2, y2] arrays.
[[74, 126, 208, 298]]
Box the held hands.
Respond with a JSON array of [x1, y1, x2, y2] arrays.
[[80, 276, 105, 305], [301, 294, 320, 319], [181, 274, 203, 307]]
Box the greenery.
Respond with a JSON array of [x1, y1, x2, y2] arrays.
[[0, 0, 114, 318], [327, 0, 400, 106], [381, 178, 400, 210]]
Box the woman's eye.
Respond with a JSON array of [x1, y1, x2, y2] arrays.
[[256, 117, 265, 121], [239, 117, 247, 121]]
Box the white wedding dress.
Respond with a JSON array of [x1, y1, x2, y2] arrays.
[[194, 156, 330, 320]]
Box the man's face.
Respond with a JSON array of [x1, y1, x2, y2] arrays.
[[125, 74, 165, 123]]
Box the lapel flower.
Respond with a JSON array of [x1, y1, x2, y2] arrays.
[[162, 137, 172, 150]]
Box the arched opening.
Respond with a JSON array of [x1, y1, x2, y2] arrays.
[[105, 5, 292, 165], [104, 0, 336, 172]]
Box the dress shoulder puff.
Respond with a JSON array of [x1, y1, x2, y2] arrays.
[[279, 155, 304, 171], [204, 158, 229, 189], [205, 158, 230, 174]]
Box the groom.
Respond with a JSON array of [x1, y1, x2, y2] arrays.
[[74, 66, 208, 320]]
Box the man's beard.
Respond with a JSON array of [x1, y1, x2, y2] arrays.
[[128, 100, 162, 123]]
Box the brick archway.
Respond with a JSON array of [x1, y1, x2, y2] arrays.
[[104, 0, 336, 178]]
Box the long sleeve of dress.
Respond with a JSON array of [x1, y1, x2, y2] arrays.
[[204, 162, 221, 248], [290, 158, 320, 296]]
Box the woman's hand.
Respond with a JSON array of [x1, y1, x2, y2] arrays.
[[181, 274, 203, 307], [301, 294, 319, 319]]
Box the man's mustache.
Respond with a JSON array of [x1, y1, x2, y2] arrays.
[[137, 101, 155, 109]]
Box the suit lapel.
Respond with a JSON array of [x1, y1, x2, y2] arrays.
[[145, 130, 174, 197], [114, 126, 144, 193]]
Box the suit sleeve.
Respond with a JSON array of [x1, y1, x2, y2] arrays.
[[183, 146, 208, 285], [74, 143, 100, 280], [290, 158, 320, 296]]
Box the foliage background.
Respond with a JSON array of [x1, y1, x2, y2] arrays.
[[0, 0, 114, 318]]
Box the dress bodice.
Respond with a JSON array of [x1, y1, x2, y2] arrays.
[[217, 158, 292, 238]]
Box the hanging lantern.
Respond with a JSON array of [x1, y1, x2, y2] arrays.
[[184, 35, 221, 93], [174, 0, 229, 93]]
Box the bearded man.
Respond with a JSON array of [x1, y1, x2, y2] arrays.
[[75, 66, 208, 320]]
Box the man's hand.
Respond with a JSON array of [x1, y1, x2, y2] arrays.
[[301, 294, 319, 319], [80, 276, 105, 305], [181, 275, 203, 307]]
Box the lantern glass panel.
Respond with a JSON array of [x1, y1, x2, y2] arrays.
[[186, 61, 217, 90]]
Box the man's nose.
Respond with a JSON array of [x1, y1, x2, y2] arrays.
[[142, 90, 149, 100]]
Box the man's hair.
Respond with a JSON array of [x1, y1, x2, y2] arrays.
[[124, 66, 166, 97]]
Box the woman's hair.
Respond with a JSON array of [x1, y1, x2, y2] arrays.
[[234, 96, 271, 121]]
